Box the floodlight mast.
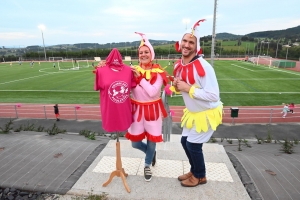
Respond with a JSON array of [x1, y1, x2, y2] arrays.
[[182, 18, 190, 30], [38, 24, 47, 61], [210, 0, 217, 67], [275, 39, 280, 58]]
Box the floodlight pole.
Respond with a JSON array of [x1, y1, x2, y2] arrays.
[[247, 43, 250, 55], [65, 46, 68, 58], [40, 30, 47, 61], [219, 41, 222, 57], [275, 39, 280, 58], [259, 41, 263, 56], [38, 46, 40, 61], [210, 0, 217, 67], [286, 41, 290, 60]]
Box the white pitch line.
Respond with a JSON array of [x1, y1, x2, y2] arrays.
[[0, 73, 52, 85], [268, 67, 300, 76], [231, 64, 254, 71]]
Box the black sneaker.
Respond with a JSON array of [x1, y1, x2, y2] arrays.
[[152, 151, 156, 166], [144, 167, 152, 181]]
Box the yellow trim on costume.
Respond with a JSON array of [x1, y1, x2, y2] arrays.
[[188, 85, 200, 99], [169, 86, 181, 94], [181, 104, 223, 133], [140, 40, 144, 47], [134, 65, 164, 80]]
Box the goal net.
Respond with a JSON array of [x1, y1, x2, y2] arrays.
[[124, 56, 131, 61], [49, 57, 63, 62], [168, 54, 182, 60], [256, 56, 278, 68], [77, 60, 90, 69], [94, 57, 101, 61], [248, 57, 257, 64], [58, 59, 77, 70]]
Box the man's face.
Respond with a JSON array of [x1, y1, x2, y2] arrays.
[[180, 33, 197, 58]]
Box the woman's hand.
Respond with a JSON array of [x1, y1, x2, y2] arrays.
[[97, 60, 106, 67], [131, 66, 140, 77]]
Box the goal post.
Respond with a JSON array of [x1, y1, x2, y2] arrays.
[[256, 56, 272, 67], [257, 56, 279, 68], [58, 59, 77, 70], [77, 60, 90, 69], [167, 54, 182, 60], [49, 57, 63, 62], [94, 57, 101, 61], [124, 56, 131, 61], [248, 57, 257, 64]]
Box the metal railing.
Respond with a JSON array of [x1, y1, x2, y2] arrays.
[[0, 104, 298, 134], [0, 101, 174, 142]]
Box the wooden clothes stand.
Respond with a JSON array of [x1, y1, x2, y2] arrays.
[[102, 132, 131, 193]]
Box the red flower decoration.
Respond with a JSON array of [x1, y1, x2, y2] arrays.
[[164, 84, 172, 96]]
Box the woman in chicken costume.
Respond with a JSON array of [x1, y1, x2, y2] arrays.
[[125, 32, 171, 182]]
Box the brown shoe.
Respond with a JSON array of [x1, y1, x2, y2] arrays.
[[178, 171, 193, 181], [181, 175, 207, 187]]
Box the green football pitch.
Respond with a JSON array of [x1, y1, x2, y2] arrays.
[[0, 60, 299, 106]]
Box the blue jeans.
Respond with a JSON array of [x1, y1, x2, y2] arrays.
[[181, 136, 205, 178], [131, 140, 156, 167]]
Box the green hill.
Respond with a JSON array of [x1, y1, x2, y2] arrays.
[[246, 25, 300, 39]]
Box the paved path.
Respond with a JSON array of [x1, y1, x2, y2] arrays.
[[1, 118, 300, 199]]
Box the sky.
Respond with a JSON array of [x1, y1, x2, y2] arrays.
[[1, 0, 300, 47]]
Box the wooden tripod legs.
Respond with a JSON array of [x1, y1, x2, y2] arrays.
[[102, 141, 131, 193]]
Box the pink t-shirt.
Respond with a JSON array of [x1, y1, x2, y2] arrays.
[[94, 48, 136, 132]]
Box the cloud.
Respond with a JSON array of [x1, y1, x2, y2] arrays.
[[0, 32, 37, 40], [103, 7, 151, 18]]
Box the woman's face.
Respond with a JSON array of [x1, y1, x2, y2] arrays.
[[138, 46, 152, 66]]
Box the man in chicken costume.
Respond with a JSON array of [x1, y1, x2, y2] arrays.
[[171, 19, 223, 187]]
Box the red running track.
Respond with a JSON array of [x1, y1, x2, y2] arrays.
[[0, 103, 299, 124]]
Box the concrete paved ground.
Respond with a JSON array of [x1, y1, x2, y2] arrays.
[[0, 130, 110, 194], [225, 143, 300, 200], [67, 138, 250, 200], [1, 118, 300, 199]]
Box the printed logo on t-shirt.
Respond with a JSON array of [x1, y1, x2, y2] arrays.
[[113, 59, 120, 65], [108, 81, 129, 103]]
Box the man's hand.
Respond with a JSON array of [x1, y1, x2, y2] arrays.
[[174, 78, 191, 93], [173, 78, 180, 92]]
